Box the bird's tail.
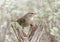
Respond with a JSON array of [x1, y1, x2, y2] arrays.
[[11, 19, 17, 22]]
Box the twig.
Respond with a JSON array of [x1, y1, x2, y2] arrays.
[[11, 23, 19, 41], [37, 28, 44, 42]]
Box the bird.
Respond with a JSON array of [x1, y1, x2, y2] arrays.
[[16, 12, 36, 36], [17, 12, 36, 29]]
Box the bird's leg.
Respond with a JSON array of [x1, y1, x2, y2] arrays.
[[28, 24, 37, 38]]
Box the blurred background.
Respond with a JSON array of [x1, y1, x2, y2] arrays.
[[0, 0, 60, 42]]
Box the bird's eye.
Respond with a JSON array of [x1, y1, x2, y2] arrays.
[[31, 13, 34, 14]]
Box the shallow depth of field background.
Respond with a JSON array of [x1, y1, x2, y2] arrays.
[[0, 0, 60, 42]]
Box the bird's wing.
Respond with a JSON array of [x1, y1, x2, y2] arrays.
[[17, 18, 26, 25]]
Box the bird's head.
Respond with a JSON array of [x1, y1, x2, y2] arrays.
[[26, 12, 36, 18]]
